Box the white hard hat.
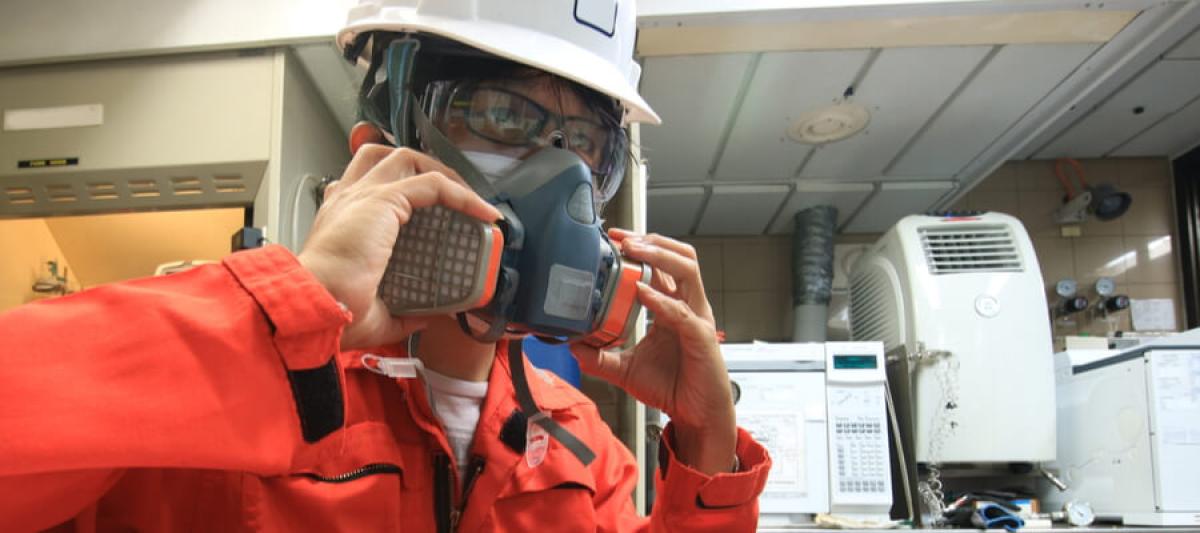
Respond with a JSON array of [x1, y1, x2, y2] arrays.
[[337, 0, 660, 126]]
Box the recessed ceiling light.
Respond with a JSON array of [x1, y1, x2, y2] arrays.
[[787, 103, 870, 144]]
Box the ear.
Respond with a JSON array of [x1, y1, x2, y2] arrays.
[[349, 122, 386, 155]]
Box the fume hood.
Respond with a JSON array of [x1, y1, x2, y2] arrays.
[[0, 48, 349, 251]]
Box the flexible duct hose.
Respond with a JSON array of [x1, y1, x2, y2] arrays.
[[791, 205, 837, 342]]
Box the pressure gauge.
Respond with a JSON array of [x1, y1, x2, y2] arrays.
[[1055, 279, 1078, 298], [1095, 277, 1116, 297], [1064, 500, 1095, 527]]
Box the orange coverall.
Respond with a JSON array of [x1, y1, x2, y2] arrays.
[[0, 245, 770, 532]]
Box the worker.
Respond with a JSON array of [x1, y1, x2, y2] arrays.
[[0, 1, 770, 531]]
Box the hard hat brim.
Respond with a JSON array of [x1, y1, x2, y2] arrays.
[[337, 15, 661, 126]]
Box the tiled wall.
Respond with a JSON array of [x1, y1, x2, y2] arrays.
[[685, 235, 795, 341], [682, 157, 1184, 342], [952, 157, 1183, 336], [681, 233, 878, 342]]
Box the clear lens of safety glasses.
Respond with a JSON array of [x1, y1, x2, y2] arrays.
[[423, 80, 628, 207]]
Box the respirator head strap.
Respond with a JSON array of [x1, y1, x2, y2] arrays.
[[379, 33, 508, 201], [409, 88, 501, 202], [456, 310, 509, 342], [383, 38, 422, 148], [506, 340, 596, 466]]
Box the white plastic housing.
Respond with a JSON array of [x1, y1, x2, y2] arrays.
[[848, 213, 1056, 463]]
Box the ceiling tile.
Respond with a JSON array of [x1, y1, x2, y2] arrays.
[[647, 186, 705, 236], [890, 43, 1098, 177], [1111, 93, 1200, 157], [1035, 59, 1200, 159], [695, 184, 789, 236], [714, 49, 870, 180], [800, 46, 990, 180], [1166, 28, 1200, 59], [768, 182, 874, 234], [843, 181, 954, 233], [640, 54, 753, 183]]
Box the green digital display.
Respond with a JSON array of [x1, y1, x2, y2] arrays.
[[833, 354, 877, 369]]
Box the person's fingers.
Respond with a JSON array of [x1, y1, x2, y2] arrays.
[[361, 147, 468, 188], [384, 172, 502, 223], [622, 239, 705, 304], [381, 314, 431, 345], [569, 342, 628, 387], [322, 179, 342, 202], [650, 264, 678, 295], [611, 230, 704, 296], [636, 282, 694, 332], [630, 233, 699, 260], [608, 229, 699, 261], [636, 282, 718, 348], [341, 299, 430, 350], [338, 144, 394, 191], [608, 227, 636, 242]]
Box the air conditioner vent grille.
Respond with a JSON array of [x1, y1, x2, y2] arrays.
[[849, 266, 902, 350], [920, 225, 1023, 274]]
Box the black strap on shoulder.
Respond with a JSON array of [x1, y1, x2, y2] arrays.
[[507, 340, 595, 466], [286, 356, 345, 442]]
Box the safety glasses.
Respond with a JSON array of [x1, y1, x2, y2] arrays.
[[422, 80, 627, 207], [448, 84, 609, 168]]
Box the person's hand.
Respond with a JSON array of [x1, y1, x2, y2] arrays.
[[297, 145, 502, 350], [570, 229, 736, 475]]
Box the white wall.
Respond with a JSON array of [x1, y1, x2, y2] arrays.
[[0, 0, 355, 67]]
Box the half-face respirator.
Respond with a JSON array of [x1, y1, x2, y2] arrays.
[[378, 138, 649, 349], [372, 40, 650, 349]]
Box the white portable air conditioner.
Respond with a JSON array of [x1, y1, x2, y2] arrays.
[[849, 213, 1055, 464]]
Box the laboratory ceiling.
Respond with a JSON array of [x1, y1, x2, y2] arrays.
[[291, 1, 1200, 236]]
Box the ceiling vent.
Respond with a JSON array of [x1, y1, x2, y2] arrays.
[[787, 103, 870, 145]]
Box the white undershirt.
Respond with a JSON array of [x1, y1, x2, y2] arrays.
[[421, 368, 488, 483]]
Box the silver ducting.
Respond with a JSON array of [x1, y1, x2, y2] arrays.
[[791, 206, 838, 342]]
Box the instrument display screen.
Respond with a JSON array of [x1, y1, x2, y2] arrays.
[[833, 354, 877, 370]]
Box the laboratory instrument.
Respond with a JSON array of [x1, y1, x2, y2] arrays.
[[1042, 329, 1200, 526], [722, 341, 892, 525]]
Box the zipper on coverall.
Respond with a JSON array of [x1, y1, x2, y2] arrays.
[[434, 454, 486, 532]]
